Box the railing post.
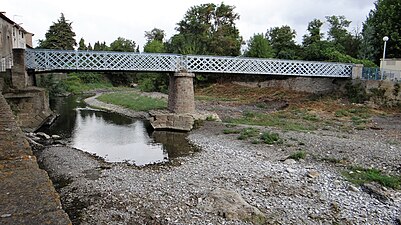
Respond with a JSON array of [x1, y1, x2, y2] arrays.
[[352, 64, 363, 79]]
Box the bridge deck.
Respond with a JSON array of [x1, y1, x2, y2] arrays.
[[26, 49, 353, 78]]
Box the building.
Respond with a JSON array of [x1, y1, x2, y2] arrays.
[[0, 12, 34, 71]]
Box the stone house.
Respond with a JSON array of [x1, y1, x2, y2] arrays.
[[0, 12, 34, 71]]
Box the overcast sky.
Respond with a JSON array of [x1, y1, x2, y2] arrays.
[[3, 0, 376, 51]]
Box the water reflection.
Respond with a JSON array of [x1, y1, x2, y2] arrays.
[[40, 95, 196, 166]]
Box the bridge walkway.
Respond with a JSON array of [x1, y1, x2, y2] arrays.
[[0, 93, 71, 224]]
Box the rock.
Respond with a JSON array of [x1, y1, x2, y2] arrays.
[[286, 168, 296, 173], [198, 188, 266, 224], [52, 134, 61, 140], [348, 185, 359, 192], [283, 159, 297, 165], [361, 182, 390, 203], [307, 170, 320, 178], [149, 112, 195, 131], [36, 132, 51, 140]]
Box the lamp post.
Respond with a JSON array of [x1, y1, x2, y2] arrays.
[[381, 36, 389, 80]]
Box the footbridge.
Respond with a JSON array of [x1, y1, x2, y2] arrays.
[[25, 49, 353, 77], [3, 48, 360, 131]]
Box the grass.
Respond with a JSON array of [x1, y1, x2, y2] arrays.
[[288, 150, 307, 161], [238, 128, 260, 140], [227, 111, 316, 131], [260, 131, 282, 144], [342, 166, 400, 189], [97, 92, 167, 111], [224, 127, 283, 145], [63, 72, 114, 94]]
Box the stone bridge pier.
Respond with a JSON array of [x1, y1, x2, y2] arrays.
[[150, 71, 213, 131]]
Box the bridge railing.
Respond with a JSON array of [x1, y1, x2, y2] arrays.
[[26, 49, 353, 77], [26, 49, 180, 72], [185, 55, 352, 77]]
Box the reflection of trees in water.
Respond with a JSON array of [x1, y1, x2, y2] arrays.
[[152, 131, 196, 158], [79, 110, 133, 126]]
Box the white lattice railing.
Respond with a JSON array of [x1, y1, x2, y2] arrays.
[[26, 49, 353, 77], [0, 53, 13, 72]]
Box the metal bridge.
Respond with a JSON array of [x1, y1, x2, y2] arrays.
[[25, 49, 353, 77]]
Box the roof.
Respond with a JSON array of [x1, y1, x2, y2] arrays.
[[0, 12, 31, 34]]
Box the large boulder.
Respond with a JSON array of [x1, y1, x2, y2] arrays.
[[198, 188, 266, 224]]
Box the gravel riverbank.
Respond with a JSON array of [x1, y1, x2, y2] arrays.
[[35, 93, 401, 224]]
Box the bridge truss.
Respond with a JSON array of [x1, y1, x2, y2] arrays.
[[26, 49, 353, 77]]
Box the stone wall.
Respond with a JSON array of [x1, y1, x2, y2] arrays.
[[3, 87, 52, 130], [234, 77, 343, 94]]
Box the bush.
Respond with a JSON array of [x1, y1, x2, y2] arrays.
[[345, 81, 368, 103]]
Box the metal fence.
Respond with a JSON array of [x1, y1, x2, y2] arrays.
[[26, 49, 353, 78], [0, 54, 13, 72], [362, 67, 401, 81]]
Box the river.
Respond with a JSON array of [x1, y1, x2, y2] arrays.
[[38, 95, 196, 166]]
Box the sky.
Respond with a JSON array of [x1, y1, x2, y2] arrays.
[[2, 0, 376, 51]]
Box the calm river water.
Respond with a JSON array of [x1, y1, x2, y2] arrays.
[[39, 95, 195, 166]]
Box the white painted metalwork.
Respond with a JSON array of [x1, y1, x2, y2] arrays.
[[0, 53, 13, 72], [26, 49, 353, 77]]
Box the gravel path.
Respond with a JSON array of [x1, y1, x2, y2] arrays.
[[35, 93, 401, 225]]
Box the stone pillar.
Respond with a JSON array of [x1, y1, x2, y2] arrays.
[[352, 64, 363, 80], [11, 48, 28, 89], [168, 72, 195, 114]]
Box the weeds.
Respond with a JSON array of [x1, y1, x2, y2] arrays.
[[260, 132, 282, 144], [342, 166, 400, 189], [238, 128, 260, 140], [288, 150, 307, 161]]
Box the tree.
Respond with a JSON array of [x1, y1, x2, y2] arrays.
[[145, 28, 166, 42], [109, 37, 136, 52], [325, 15, 360, 58], [244, 34, 273, 58], [302, 19, 324, 46], [144, 40, 166, 53], [361, 0, 401, 63], [267, 25, 300, 59], [168, 3, 242, 56], [38, 13, 76, 50], [87, 43, 93, 51], [78, 38, 87, 50], [93, 41, 109, 51]]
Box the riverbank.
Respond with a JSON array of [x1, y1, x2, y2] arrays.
[[36, 89, 401, 224]]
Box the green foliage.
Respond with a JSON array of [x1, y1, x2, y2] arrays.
[[227, 111, 316, 131], [109, 37, 136, 52], [267, 25, 300, 59], [362, 0, 401, 63], [63, 72, 113, 94], [260, 132, 282, 144], [302, 19, 324, 46], [36, 74, 67, 99], [93, 41, 109, 51], [223, 129, 241, 134], [238, 127, 260, 140], [344, 82, 368, 103], [144, 40, 166, 53], [137, 73, 169, 93], [97, 92, 167, 111], [288, 151, 307, 161], [343, 166, 400, 189], [78, 38, 87, 50], [145, 28, 166, 42], [244, 34, 274, 58], [168, 3, 242, 56], [104, 72, 136, 86], [38, 13, 76, 50]]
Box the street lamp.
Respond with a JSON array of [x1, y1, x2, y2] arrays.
[[381, 36, 389, 80]]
